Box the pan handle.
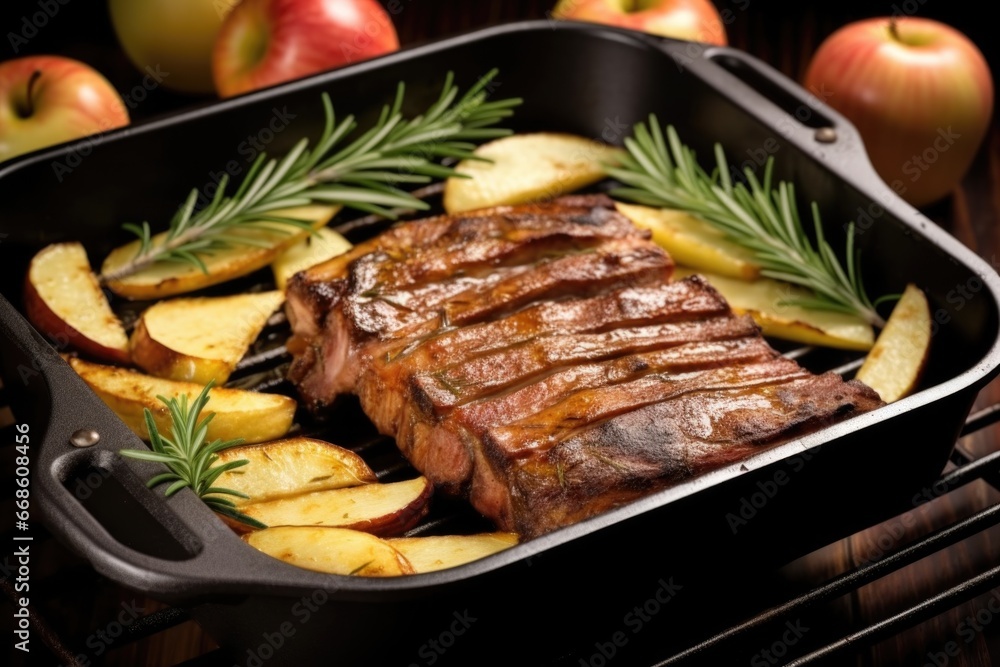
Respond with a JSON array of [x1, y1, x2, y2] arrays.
[[0, 296, 267, 600], [655, 40, 890, 190]]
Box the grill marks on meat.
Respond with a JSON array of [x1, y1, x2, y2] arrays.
[[409, 316, 762, 413], [346, 237, 670, 339], [285, 195, 641, 339], [497, 369, 870, 535], [286, 195, 883, 538]]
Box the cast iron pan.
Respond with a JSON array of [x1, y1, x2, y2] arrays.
[[2, 21, 999, 665]]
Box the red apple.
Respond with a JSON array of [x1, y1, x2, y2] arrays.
[[804, 17, 993, 208], [212, 0, 400, 98], [552, 0, 727, 46], [0, 56, 129, 162]]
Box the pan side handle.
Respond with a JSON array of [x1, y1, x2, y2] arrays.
[[0, 295, 266, 602], [653, 39, 896, 201]]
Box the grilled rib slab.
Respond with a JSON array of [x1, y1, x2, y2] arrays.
[[287, 195, 883, 537]]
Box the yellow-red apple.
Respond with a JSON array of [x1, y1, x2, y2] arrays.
[[552, 0, 727, 46], [109, 0, 234, 95], [212, 0, 400, 98], [0, 56, 128, 162], [804, 17, 993, 207]]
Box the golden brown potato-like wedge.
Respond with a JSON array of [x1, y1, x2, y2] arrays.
[[24, 243, 130, 364], [212, 437, 377, 506], [443, 133, 622, 214], [272, 227, 352, 291], [388, 533, 519, 573], [101, 205, 340, 299], [855, 284, 931, 402], [67, 357, 295, 443], [246, 526, 414, 577], [237, 477, 432, 537], [616, 203, 761, 280], [130, 290, 285, 384], [675, 268, 875, 351]]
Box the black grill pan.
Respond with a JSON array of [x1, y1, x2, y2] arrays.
[[2, 21, 1000, 666]]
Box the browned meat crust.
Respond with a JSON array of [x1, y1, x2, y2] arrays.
[[286, 195, 883, 538]]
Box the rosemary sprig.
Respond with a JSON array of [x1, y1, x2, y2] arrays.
[[100, 70, 521, 283], [119, 381, 266, 529], [605, 115, 893, 328]]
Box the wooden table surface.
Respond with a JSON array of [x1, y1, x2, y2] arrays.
[[5, 2, 1000, 665], [728, 7, 1000, 667]]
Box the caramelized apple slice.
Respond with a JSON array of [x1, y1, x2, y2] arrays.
[[67, 356, 295, 444], [855, 284, 931, 402], [24, 242, 130, 363], [616, 203, 761, 280], [443, 133, 622, 213], [246, 526, 414, 577], [272, 227, 352, 291], [388, 533, 519, 573], [675, 267, 875, 351], [238, 477, 432, 537], [101, 205, 340, 299], [130, 290, 285, 384], [212, 437, 377, 506]]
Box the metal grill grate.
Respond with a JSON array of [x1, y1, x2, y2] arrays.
[[654, 402, 1000, 666]]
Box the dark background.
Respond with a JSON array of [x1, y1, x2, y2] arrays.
[[2, 2, 998, 667], [0, 1, 995, 126]]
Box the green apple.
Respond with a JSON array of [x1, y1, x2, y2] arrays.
[[109, 0, 235, 95]]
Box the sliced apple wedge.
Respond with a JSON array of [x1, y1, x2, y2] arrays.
[[67, 356, 295, 443], [443, 133, 623, 214], [101, 204, 340, 299], [130, 290, 285, 384], [237, 477, 432, 537], [272, 227, 353, 291], [388, 533, 519, 573], [675, 268, 875, 351], [211, 437, 377, 506], [616, 203, 761, 280], [246, 526, 414, 577], [24, 243, 130, 364], [856, 284, 931, 402]]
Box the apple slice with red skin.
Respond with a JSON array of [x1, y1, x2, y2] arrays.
[[235, 477, 432, 537], [25, 242, 130, 364], [246, 526, 414, 576], [130, 290, 286, 384], [211, 437, 377, 506]]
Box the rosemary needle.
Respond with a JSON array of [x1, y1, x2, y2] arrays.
[[101, 70, 522, 283], [119, 381, 266, 530], [605, 115, 893, 328]]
